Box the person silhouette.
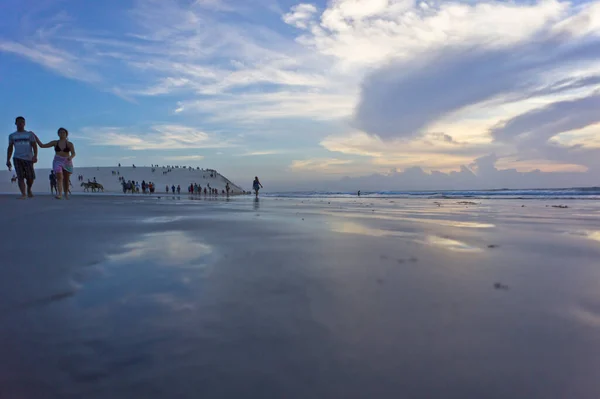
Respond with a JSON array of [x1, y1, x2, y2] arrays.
[[252, 176, 263, 198]]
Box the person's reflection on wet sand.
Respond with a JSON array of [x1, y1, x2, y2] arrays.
[[253, 197, 260, 210]]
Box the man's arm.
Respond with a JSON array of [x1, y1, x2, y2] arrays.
[[32, 141, 38, 163], [6, 141, 14, 170]]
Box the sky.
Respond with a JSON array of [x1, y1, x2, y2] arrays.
[[1, 0, 600, 191]]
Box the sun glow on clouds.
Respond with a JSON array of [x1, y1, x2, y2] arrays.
[[320, 131, 490, 172], [2, 0, 600, 184], [236, 150, 283, 156], [290, 158, 353, 172]]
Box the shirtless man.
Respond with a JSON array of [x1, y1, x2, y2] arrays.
[[6, 116, 38, 199]]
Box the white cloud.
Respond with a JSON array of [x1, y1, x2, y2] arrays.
[[283, 4, 318, 29], [551, 2, 600, 38], [174, 90, 356, 121], [296, 0, 569, 72], [133, 77, 192, 96], [0, 40, 98, 82], [164, 154, 205, 161], [235, 150, 284, 156], [80, 125, 236, 150], [193, 0, 235, 11]]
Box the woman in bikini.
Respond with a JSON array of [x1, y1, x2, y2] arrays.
[[35, 128, 76, 199]]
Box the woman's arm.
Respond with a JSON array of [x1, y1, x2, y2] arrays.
[[33, 134, 56, 149], [68, 142, 76, 160]]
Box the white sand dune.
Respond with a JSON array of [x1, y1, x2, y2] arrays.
[[0, 165, 246, 194]]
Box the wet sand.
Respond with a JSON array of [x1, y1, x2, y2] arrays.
[[1, 195, 600, 398]]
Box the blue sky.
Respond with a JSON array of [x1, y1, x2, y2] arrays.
[[2, 0, 600, 190]]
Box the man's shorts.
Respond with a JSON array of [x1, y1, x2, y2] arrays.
[[13, 158, 36, 180]]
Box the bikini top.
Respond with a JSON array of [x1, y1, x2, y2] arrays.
[[55, 141, 69, 153]]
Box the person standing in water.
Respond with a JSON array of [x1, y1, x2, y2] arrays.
[[35, 127, 76, 199], [253, 176, 263, 198], [6, 116, 38, 199]]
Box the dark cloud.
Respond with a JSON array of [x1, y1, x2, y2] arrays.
[[469, 153, 499, 176], [531, 142, 600, 172], [491, 93, 600, 144], [490, 93, 600, 169], [354, 46, 528, 139], [429, 132, 458, 144], [353, 33, 600, 140], [525, 76, 600, 99]]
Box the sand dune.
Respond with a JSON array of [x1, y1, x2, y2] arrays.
[[0, 165, 245, 194]]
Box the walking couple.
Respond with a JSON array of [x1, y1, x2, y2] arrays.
[[6, 116, 76, 199]]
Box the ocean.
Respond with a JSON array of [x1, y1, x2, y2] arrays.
[[266, 187, 600, 200]]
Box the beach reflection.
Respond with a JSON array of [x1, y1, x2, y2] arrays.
[[330, 222, 481, 253], [442, 220, 495, 228], [421, 236, 482, 253], [323, 210, 495, 229], [568, 305, 600, 328], [331, 221, 414, 238], [107, 231, 213, 266], [567, 230, 600, 243], [141, 216, 184, 224]]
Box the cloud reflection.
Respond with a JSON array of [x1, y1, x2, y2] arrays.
[[325, 210, 495, 229], [421, 236, 482, 253], [330, 221, 415, 238], [564, 230, 600, 244], [107, 231, 212, 266], [331, 222, 482, 253], [141, 216, 185, 224]]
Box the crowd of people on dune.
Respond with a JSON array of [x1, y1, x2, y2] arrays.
[[6, 116, 265, 199], [117, 179, 238, 197], [115, 165, 241, 196], [186, 182, 231, 196], [119, 178, 156, 194]]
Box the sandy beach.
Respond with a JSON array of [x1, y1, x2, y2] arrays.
[[1, 195, 600, 398]]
